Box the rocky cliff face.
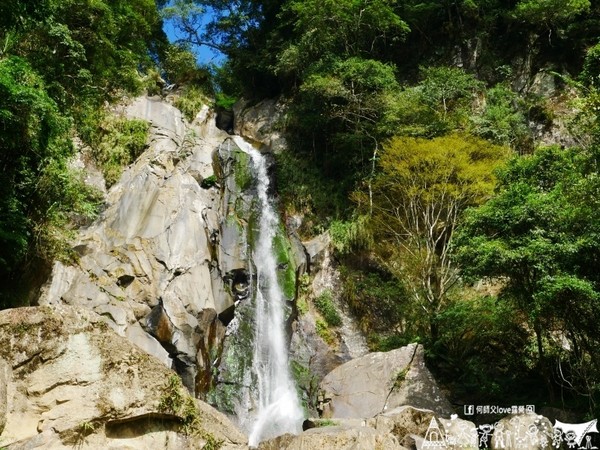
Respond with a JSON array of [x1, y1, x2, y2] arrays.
[[38, 97, 244, 398], [0, 305, 247, 449], [36, 95, 303, 426], [0, 95, 564, 449]]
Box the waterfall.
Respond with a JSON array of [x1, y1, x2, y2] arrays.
[[232, 136, 304, 447]]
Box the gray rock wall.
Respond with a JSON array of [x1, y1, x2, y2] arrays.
[[233, 98, 288, 153], [38, 97, 240, 397]]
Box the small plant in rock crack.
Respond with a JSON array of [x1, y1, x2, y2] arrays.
[[314, 290, 342, 327], [74, 420, 96, 446], [394, 367, 409, 389], [158, 374, 224, 448]]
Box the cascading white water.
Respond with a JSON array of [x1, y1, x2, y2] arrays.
[[232, 136, 304, 447]]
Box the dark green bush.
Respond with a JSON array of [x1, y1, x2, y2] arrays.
[[314, 290, 342, 327]]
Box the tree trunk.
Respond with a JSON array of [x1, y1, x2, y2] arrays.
[[534, 320, 555, 403]]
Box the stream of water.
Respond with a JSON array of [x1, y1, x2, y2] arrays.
[[232, 136, 304, 447]]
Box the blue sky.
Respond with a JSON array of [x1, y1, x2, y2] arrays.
[[162, 13, 226, 65]]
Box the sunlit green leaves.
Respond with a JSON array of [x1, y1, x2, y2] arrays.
[[360, 133, 508, 335], [0, 57, 100, 276], [279, 0, 408, 76], [454, 145, 600, 409], [513, 0, 590, 28]]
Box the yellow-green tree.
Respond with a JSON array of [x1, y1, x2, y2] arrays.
[[359, 133, 508, 338]]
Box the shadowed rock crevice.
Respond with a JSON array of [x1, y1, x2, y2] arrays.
[[105, 413, 182, 438]]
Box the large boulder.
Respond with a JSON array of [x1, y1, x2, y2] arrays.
[[233, 98, 288, 153], [390, 344, 454, 416], [258, 425, 402, 450], [319, 344, 452, 419], [367, 407, 477, 450], [0, 305, 247, 449], [319, 344, 416, 419], [367, 406, 438, 443], [303, 232, 331, 272], [257, 407, 478, 450]]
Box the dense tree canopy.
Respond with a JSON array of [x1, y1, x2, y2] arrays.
[[359, 134, 508, 338], [454, 146, 600, 403], [0, 0, 167, 304]]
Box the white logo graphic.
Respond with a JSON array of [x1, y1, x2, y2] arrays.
[[421, 414, 599, 450], [554, 420, 598, 449]]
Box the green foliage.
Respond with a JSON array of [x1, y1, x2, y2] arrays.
[[581, 43, 600, 87], [174, 85, 210, 122], [5, 0, 166, 109], [469, 84, 531, 150], [74, 420, 97, 446], [368, 333, 416, 352], [329, 216, 372, 256], [432, 294, 535, 403], [290, 360, 319, 414], [513, 0, 590, 29], [274, 147, 349, 234], [296, 273, 311, 316], [394, 367, 409, 388], [360, 133, 509, 337], [0, 0, 168, 304], [159, 374, 223, 445], [454, 145, 600, 409], [94, 117, 149, 187], [232, 149, 252, 191], [419, 66, 482, 120], [314, 419, 338, 427], [341, 268, 412, 345], [0, 56, 101, 282], [200, 175, 217, 189], [279, 0, 408, 76], [315, 319, 336, 346], [162, 43, 210, 86], [214, 92, 237, 110], [313, 290, 342, 327], [272, 228, 297, 301], [292, 57, 401, 174], [159, 374, 187, 414]]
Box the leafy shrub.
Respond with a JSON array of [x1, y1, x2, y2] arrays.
[[274, 148, 349, 236], [329, 216, 372, 256], [159, 374, 224, 446], [368, 333, 416, 352], [174, 85, 209, 122], [313, 290, 342, 327], [469, 84, 531, 149], [162, 44, 211, 87], [315, 319, 336, 346], [0, 56, 101, 281], [200, 175, 217, 189], [215, 92, 237, 110], [94, 117, 149, 187], [431, 295, 535, 404], [342, 268, 411, 335], [296, 273, 311, 316]]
